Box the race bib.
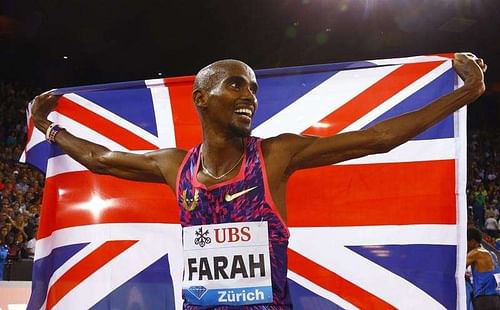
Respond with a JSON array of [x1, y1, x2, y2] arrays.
[[494, 273, 500, 290], [182, 221, 273, 306]]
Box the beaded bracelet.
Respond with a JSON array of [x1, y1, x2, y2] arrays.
[[45, 123, 63, 144]]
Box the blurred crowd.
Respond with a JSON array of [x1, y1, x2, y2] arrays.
[[468, 130, 500, 249], [0, 81, 43, 279]]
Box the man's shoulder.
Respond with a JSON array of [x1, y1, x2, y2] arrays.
[[149, 147, 188, 160], [261, 133, 308, 149]]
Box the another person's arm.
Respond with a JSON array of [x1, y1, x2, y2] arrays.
[[466, 249, 478, 267], [31, 94, 185, 188]]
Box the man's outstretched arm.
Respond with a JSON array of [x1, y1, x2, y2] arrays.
[[277, 52, 486, 173], [31, 94, 186, 188]]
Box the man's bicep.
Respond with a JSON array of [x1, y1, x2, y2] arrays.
[[101, 148, 185, 186], [286, 129, 384, 171]]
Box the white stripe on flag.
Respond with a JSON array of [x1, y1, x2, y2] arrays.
[[36, 223, 184, 310], [44, 137, 455, 178], [24, 125, 45, 154], [63, 93, 162, 145], [368, 55, 450, 66], [289, 225, 455, 309], [340, 61, 452, 133], [145, 79, 177, 148], [252, 65, 401, 138], [55, 112, 131, 150], [336, 138, 455, 165], [287, 270, 359, 310]]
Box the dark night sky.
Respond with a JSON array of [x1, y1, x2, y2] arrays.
[[1, 0, 499, 113]]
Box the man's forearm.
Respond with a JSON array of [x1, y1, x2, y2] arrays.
[[53, 129, 112, 173], [371, 81, 484, 150]]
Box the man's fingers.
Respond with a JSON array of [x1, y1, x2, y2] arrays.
[[454, 52, 487, 72], [477, 58, 487, 72], [454, 52, 478, 62]]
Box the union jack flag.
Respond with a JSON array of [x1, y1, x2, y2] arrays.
[[22, 54, 467, 309]]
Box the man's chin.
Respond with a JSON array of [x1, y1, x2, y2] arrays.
[[230, 124, 252, 137]]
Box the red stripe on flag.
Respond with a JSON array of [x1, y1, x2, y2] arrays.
[[38, 172, 180, 239], [56, 96, 158, 150], [164, 76, 202, 150], [288, 249, 396, 309], [287, 160, 456, 227], [303, 61, 445, 136], [45, 240, 137, 309]]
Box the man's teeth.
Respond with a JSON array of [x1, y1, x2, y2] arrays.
[[235, 108, 253, 117]]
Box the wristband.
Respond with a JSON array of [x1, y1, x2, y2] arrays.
[[45, 123, 63, 144]]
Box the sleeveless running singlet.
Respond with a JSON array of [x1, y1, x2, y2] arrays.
[[177, 136, 292, 309], [472, 250, 500, 297]]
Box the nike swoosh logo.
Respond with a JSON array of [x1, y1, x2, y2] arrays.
[[224, 186, 258, 202]]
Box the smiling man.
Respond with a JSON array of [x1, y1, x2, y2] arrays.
[[32, 53, 486, 309]]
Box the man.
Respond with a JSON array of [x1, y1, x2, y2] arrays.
[[32, 53, 486, 308], [467, 227, 500, 309]]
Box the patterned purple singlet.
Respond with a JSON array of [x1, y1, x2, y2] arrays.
[[177, 136, 292, 309]]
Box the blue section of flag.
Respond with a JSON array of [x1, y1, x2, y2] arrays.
[[361, 68, 456, 140], [76, 88, 158, 136], [90, 254, 176, 310], [256, 60, 377, 77], [347, 244, 457, 309], [289, 279, 344, 309], [254, 71, 335, 128], [25, 141, 50, 174], [53, 79, 149, 95], [27, 243, 89, 310]]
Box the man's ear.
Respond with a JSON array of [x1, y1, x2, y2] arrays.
[[193, 89, 208, 108]]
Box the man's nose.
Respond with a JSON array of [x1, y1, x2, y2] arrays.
[[240, 87, 256, 102]]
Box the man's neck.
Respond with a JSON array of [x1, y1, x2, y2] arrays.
[[201, 134, 245, 176]]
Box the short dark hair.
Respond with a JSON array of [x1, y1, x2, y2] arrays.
[[467, 227, 483, 243], [193, 59, 251, 93]]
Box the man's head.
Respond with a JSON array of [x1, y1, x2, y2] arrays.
[[467, 227, 483, 252], [193, 59, 258, 137]]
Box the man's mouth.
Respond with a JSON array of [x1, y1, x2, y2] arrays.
[[235, 108, 253, 120]]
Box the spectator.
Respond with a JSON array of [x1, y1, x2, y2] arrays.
[[7, 231, 26, 260], [0, 225, 9, 245], [466, 227, 500, 308], [484, 216, 498, 238], [25, 226, 37, 259], [0, 80, 44, 277]]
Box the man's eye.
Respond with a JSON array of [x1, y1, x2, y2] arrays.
[[230, 82, 240, 89]]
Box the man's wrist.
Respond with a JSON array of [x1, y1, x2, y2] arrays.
[[462, 79, 485, 99]]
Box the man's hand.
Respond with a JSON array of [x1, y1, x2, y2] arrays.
[[453, 52, 487, 89], [31, 91, 61, 132]]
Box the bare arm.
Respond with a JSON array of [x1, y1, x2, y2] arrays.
[[279, 53, 486, 173], [7, 217, 28, 239], [466, 250, 477, 267], [31, 94, 186, 189]]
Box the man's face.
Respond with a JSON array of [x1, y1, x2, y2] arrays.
[[202, 62, 259, 137]]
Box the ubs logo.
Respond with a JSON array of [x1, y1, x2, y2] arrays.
[[214, 226, 251, 243], [194, 227, 211, 248]]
